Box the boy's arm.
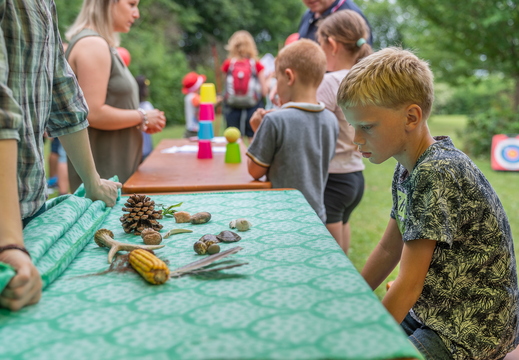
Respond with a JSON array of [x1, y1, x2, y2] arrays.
[[361, 218, 404, 290], [382, 238, 436, 324], [247, 158, 268, 180], [59, 129, 121, 206]]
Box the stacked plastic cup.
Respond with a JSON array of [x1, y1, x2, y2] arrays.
[[197, 83, 217, 159]]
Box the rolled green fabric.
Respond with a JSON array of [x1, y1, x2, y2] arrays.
[[0, 263, 16, 293], [0, 176, 119, 295]]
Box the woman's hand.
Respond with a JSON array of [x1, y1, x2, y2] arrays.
[[144, 109, 166, 134], [0, 250, 42, 311], [84, 178, 122, 208]]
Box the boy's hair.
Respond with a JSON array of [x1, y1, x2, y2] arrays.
[[337, 47, 434, 119], [226, 30, 259, 60], [317, 10, 373, 64], [276, 39, 327, 87]]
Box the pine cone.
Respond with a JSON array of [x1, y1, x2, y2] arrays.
[[120, 194, 163, 235]]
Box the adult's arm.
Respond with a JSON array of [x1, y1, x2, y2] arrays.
[[0, 21, 42, 311], [59, 129, 121, 206], [0, 140, 42, 311], [66, 36, 165, 133]]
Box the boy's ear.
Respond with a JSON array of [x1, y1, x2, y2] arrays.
[[285, 68, 296, 86], [405, 104, 422, 129]]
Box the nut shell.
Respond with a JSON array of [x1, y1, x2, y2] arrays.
[[207, 244, 221, 255], [141, 229, 162, 245], [229, 218, 252, 231], [217, 230, 241, 243], [199, 234, 219, 243], [190, 212, 211, 224], [174, 211, 192, 223]]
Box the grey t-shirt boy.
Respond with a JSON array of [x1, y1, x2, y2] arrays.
[[247, 102, 338, 222]]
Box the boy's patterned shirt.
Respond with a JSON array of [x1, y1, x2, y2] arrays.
[[391, 136, 519, 360]]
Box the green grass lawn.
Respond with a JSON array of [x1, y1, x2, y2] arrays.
[[46, 114, 519, 300]]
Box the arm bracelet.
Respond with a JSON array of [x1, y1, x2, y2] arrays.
[[137, 108, 149, 126], [0, 245, 31, 258]]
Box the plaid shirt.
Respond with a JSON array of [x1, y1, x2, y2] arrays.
[[0, 0, 89, 218]]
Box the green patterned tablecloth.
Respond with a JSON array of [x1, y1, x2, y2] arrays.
[[0, 190, 421, 360]]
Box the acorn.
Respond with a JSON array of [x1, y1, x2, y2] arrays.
[[193, 241, 207, 255]]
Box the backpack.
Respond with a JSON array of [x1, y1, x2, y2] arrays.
[[224, 58, 262, 109]]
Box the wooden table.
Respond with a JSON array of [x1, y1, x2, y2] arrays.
[[123, 139, 271, 194]]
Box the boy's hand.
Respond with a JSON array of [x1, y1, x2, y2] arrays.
[[0, 250, 42, 311], [143, 109, 166, 134], [84, 178, 122, 207], [250, 108, 273, 133]]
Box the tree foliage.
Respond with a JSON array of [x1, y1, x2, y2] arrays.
[[54, 0, 304, 124], [397, 0, 519, 109]]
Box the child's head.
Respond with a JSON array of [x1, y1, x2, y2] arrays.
[[338, 47, 434, 120], [275, 39, 327, 88], [275, 39, 326, 104], [225, 30, 258, 60], [181, 71, 206, 94], [317, 10, 372, 64], [338, 48, 435, 165]]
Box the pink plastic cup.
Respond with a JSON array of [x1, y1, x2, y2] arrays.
[[199, 103, 215, 121], [197, 140, 213, 159]]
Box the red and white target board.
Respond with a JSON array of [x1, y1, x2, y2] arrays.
[[491, 134, 519, 171]]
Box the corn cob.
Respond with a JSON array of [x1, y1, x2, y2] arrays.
[[128, 249, 170, 284]]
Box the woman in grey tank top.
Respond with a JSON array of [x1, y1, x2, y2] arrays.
[[64, 0, 167, 191]]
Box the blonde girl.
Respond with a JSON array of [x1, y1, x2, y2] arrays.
[[316, 9, 373, 254]]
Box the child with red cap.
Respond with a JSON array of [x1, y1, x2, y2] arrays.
[[182, 71, 206, 138]]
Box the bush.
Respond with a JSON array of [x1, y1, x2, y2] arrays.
[[461, 108, 519, 158], [434, 75, 513, 115]]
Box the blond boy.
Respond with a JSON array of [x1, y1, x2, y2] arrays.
[[338, 47, 519, 360], [247, 39, 338, 222]]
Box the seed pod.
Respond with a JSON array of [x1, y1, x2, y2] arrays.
[[193, 241, 207, 255]]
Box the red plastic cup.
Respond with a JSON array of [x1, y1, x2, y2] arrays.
[[199, 103, 215, 121], [197, 140, 213, 159]]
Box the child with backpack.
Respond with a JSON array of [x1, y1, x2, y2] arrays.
[[222, 30, 268, 139]]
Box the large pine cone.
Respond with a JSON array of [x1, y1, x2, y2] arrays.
[[120, 194, 163, 235]]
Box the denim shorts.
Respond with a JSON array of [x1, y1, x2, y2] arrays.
[[401, 313, 453, 360]]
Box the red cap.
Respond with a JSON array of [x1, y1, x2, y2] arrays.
[[182, 72, 207, 94]]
